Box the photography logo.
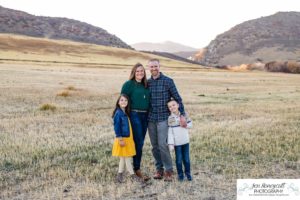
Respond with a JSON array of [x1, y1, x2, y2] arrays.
[[237, 179, 300, 200]]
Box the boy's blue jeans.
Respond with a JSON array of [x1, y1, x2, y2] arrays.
[[175, 143, 191, 179], [130, 111, 148, 171]]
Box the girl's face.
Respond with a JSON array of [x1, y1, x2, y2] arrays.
[[118, 96, 128, 109], [135, 66, 145, 82]]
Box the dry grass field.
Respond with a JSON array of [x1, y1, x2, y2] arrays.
[[0, 34, 202, 70], [0, 34, 300, 200]]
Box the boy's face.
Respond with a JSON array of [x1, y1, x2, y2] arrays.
[[168, 100, 179, 114]]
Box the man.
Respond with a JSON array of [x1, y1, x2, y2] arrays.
[[147, 58, 187, 181]]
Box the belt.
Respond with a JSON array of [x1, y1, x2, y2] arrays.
[[131, 109, 148, 113]]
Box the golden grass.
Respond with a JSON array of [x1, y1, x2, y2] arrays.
[[1, 63, 299, 199], [56, 91, 71, 97], [0, 38, 299, 199], [0, 34, 205, 70]]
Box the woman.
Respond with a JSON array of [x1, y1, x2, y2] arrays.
[[121, 62, 150, 181]]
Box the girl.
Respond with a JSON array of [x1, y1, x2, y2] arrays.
[[111, 94, 143, 183]]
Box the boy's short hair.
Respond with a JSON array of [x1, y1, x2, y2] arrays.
[[167, 98, 178, 104]]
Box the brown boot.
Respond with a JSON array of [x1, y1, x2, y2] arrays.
[[135, 170, 151, 182], [130, 174, 144, 183], [153, 170, 164, 180], [164, 171, 173, 182], [115, 173, 124, 183]]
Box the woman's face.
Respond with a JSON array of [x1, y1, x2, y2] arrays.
[[135, 66, 145, 82]]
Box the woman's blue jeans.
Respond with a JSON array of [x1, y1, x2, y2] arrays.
[[175, 143, 191, 179], [130, 111, 148, 171]]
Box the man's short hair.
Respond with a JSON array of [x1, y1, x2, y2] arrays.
[[148, 58, 160, 64]]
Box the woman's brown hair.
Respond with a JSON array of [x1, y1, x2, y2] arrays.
[[129, 62, 147, 87]]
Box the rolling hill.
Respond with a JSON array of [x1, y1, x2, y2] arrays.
[[0, 34, 203, 70], [0, 5, 131, 49], [199, 12, 300, 66]]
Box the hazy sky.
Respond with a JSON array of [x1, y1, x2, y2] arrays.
[[0, 0, 299, 48]]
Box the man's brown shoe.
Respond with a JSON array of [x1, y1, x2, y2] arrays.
[[164, 171, 173, 182], [135, 170, 151, 182], [153, 170, 164, 180]]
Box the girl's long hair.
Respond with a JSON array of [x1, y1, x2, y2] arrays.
[[112, 94, 131, 118], [129, 63, 147, 87]]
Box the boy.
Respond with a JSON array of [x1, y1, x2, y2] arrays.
[[167, 99, 193, 181]]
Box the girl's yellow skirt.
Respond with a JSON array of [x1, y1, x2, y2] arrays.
[[112, 119, 136, 157]]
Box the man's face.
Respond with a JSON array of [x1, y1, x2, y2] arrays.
[[148, 61, 160, 77]]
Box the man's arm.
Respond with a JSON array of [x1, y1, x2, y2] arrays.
[[168, 79, 185, 115], [168, 79, 187, 127]]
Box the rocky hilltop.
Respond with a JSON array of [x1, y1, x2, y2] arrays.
[[0, 6, 131, 49], [200, 12, 300, 66]]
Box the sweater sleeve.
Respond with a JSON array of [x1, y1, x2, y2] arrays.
[[121, 81, 131, 96]]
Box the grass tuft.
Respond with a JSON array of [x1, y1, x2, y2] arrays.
[[56, 91, 70, 97], [66, 86, 76, 91], [39, 103, 57, 111]]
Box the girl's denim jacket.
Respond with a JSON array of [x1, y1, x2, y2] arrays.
[[113, 108, 130, 138]]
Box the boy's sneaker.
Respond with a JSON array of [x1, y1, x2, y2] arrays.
[[178, 174, 184, 182], [153, 170, 164, 180], [186, 174, 193, 181], [178, 177, 184, 182]]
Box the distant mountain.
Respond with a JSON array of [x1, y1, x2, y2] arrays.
[[0, 6, 131, 49], [131, 41, 198, 53], [141, 51, 201, 65], [199, 12, 300, 66]]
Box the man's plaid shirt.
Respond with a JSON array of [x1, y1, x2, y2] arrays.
[[148, 73, 185, 122]]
